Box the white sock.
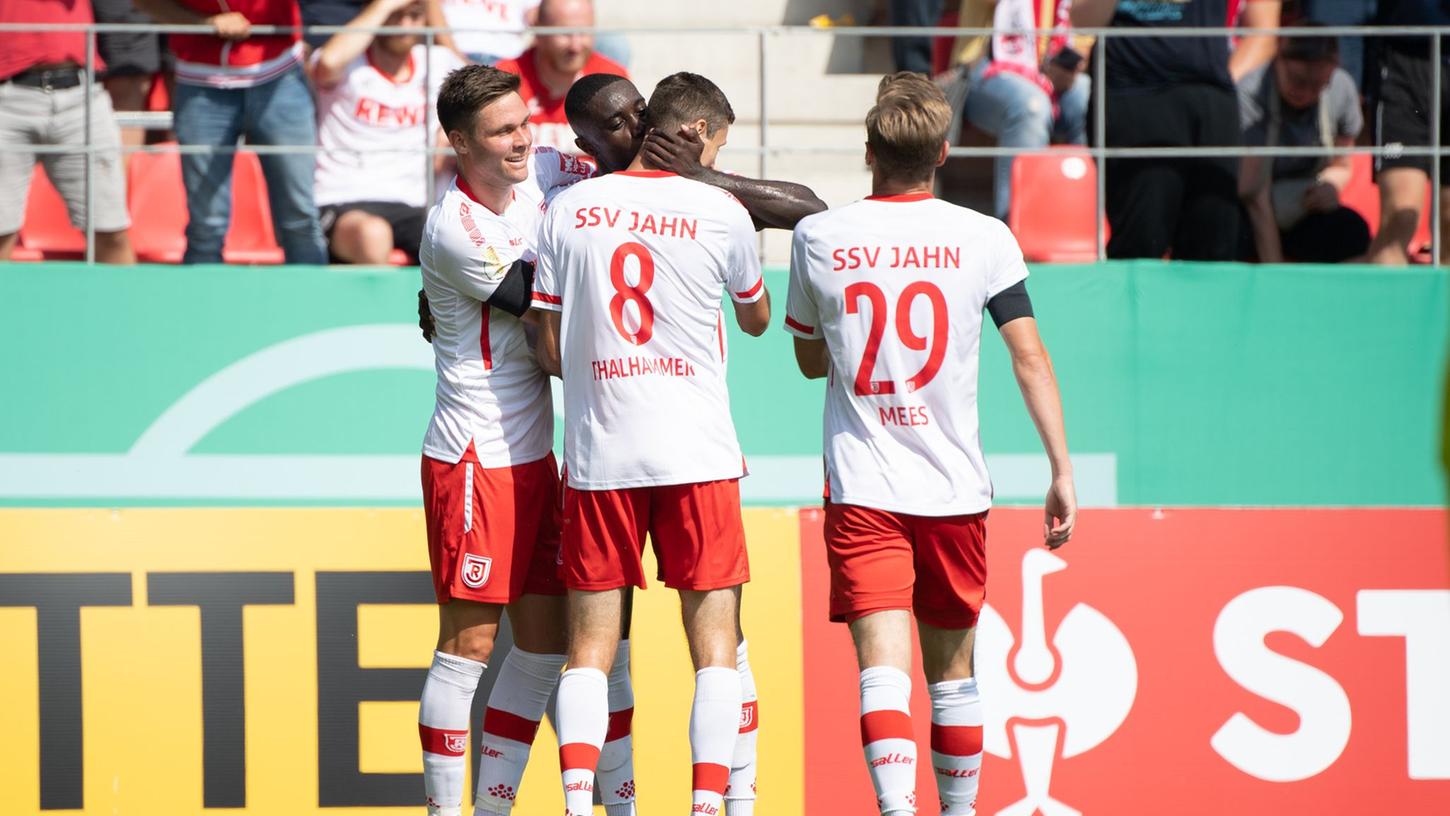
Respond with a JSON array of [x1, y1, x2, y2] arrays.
[[725, 639, 758, 815], [556, 667, 609, 816], [472, 648, 567, 814], [596, 640, 637, 812], [419, 651, 485, 816], [690, 666, 742, 814], [860, 666, 917, 815], [929, 678, 983, 816]]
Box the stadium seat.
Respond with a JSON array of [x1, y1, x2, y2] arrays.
[[1009, 149, 1102, 263], [126, 144, 285, 264], [225, 152, 285, 264], [388, 248, 414, 266], [16, 165, 86, 260], [125, 149, 189, 262]]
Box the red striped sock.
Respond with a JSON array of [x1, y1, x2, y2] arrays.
[[689, 666, 741, 815], [418, 651, 484, 816], [860, 666, 917, 814], [597, 640, 637, 811], [474, 649, 565, 812], [928, 678, 983, 816], [725, 639, 759, 814], [556, 668, 609, 816]]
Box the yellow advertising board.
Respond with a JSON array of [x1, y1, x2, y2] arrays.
[[0, 509, 805, 815]]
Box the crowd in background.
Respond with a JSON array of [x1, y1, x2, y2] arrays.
[[906, 0, 1447, 264], [2, 0, 1449, 266], [0, 0, 625, 265]]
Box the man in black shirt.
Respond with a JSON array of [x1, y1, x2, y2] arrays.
[[1075, 0, 1260, 260]]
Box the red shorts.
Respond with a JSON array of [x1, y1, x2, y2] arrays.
[[824, 502, 987, 630], [562, 479, 749, 591], [421, 446, 565, 605]]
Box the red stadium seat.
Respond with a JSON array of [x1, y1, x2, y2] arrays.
[[126, 149, 189, 262], [16, 164, 86, 260], [126, 144, 284, 264], [1009, 149, 1102, 263], [388, 248, 414, 265], [225, 152, 285, 264]]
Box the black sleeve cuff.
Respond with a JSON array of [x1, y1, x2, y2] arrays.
[[986, 280, 1034, 328]]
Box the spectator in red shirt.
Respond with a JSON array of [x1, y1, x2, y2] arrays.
[[0, 0, 135, 263], [136, 0, 327, 264], [494, 0, 627, 154]]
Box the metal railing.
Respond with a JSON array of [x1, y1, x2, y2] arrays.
[[2, 22, 1448, 263]]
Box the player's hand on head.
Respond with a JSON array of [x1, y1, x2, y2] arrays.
[[417, 288, 435, 344], [1044, 474, 1077, 549], [640, 125, 706, 179]]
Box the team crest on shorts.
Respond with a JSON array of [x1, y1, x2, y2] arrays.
[[461, 554, 493, 588]]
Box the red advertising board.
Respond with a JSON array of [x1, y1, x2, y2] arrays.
[[800, 508, 1450, 815]]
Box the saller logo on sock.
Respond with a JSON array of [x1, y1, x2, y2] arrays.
[[460, 554, 492, 588]]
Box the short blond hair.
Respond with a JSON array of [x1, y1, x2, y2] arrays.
[[866, 72, 952, 183]]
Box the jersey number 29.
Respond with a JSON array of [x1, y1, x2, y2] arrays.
[[845, 281, 948, 396]]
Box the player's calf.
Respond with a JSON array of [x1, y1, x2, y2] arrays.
[[419, 650, 486, 816], [474, 647, 567, 815], [596, 639, 637, 816], [725, 638, 760, 816], [928, 678, 983, 816], [681, 587, 745, 815], [851, 610, 918, 815], [557, 588, 626, 816]]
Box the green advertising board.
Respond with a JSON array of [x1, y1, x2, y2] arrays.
[[0, 261, 1443, 507]]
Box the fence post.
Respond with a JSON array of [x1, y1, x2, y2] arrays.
[[759, 27, 769, 183], [1433, 31, 1442, 265], [1094, 30, 1107, 262], [85, 26, 95, 265], [759, 27, 769, 261], [425, 27, 436, 210]]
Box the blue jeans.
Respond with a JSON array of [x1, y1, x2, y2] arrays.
[[173, 64, 325, 265], [963, 63, 1090, 220]]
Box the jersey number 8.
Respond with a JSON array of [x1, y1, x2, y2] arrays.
[[609, 242, 655, 345], [845, 280, 948, 396]]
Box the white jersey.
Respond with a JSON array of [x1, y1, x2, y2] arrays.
[[312, 45, 465, 208], [420, 147, 596, 466], [442, 0, 539, 61], [532, 170, 765, 490], [785, 192, 1029, 516]]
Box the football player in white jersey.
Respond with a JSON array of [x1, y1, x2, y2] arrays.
[[416, 72, 825, 816], [415, 65, 594, 816], [560, 71, 825, 816], [784, 73, 1077, 816], [530, 73, 770, 816]]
